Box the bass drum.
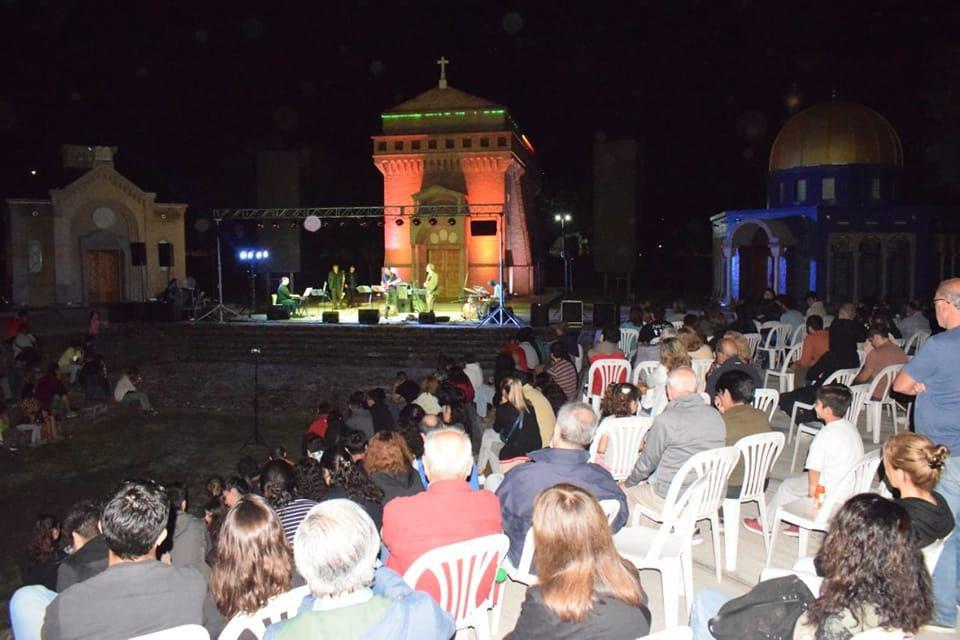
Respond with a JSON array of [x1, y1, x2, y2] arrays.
[[461, 300, 478, 321]]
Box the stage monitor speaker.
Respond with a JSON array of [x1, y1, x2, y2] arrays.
[[358, 309, 380, 325], [322, 311, 339, 324], [158, 243, 173, 268], [593, 302, 618, 329], [530, 303, 549, 327], [470, 220, 497, 236], [267, 306, 290, 320], [130, 242, 147, 266], [418, 311, 436, 324], [560, 300, 583, 327]]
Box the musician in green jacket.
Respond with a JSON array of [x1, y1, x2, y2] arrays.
[[276, 277, 302, 312], [424, 263, 439, 313]]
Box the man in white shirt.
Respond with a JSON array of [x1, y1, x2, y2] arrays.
[[114, 366, 158, 416], [744, 384, 863, 535], [895, 300, 931, 342]]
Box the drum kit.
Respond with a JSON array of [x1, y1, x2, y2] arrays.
[[461, 285, 493, 321]]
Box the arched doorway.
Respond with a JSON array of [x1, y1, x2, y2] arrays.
[[722, 218, 796, 304]]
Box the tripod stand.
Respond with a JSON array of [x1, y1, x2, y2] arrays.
[[198, 219, 241, 323], [243, 347, 268, 448], [480, 211, 522, 327]]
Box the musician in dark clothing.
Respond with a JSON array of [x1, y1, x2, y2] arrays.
[[345, 265, 358, 307], [327, 265, 345, 309]]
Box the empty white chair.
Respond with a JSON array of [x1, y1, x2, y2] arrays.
[[619, 328, 640, 362], [764, 343, 803, 393], [767, 449, 882, 566], [133, 625, 210, 640], [904, 330, 930, 356], [644, 626, 694, 640], [589, 416, 654, 481], [632, 360, 660, 387], [743, 333, 762, 361], [756, 322, 792, 369], [722, 432, 785, 571], [584, 359, 632, 411], [634, 447, 740, 582], [614, 476, 709, 627], [785, 367, 859, 446], [403, 533, 509, 640], [691, 358, 713, 394], [791, 381, 869, 472], [218, 585, 310, 640], [862, 363, 904, 444], [752, 388, 780, 421]]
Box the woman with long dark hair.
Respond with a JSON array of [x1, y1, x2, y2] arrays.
[[259, 460, 317, 543], [396, 403, 426, 458], [19, 514, 63, 591], [507, 484, 650, 638], [319, 444, 385, 529], [210, 495, 293, 621]]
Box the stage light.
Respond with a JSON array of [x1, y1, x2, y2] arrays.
[[447, 218, 456, 226], [238, 248, 269, 262], [304, 215, 322, 232], [395, 218, 404, 226], [429, 218, 437, 226], [412, 218, 422, 226]]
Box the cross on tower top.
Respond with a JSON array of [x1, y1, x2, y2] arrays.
[[437, 55, 449, 89]]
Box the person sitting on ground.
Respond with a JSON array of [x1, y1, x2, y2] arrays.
[[463, 353, 495, 417], [896, 299, 931, 343], [494, 376, 543, 470], [395, 403, 426, 459], [506, 484, 651, 639], [18, 514, 64, 593], [882, 432, 954, 548], [704, 336, 762, 403], [543, 341, 579, 401], [497, 401, 628, 565], [344, 391, 374, 440], [57, 501, 108, 592], [205, 475, 224, 501], [263, 500, 455, 640], [744, 384, 864, 536], [852, 325, 908, 398], [533, 371, 568, 416], [4, 309, 28, 342], [640, 337, 691, 416], [293, 455, 329, 502], [364, 430, 424, 504], [624, 368, 726, 518], [19, 392, 59, 445], [113, 366, 157, 416], [551, 322, 582, 364], [516, 327, 541, 369], [165, 482, 212, 579], [494, 351, 521, 393], [412, 375, 442, 416], [436, 382, 478, 445], [57, 341, 83, 385], [413, 415, 481, 490], [594, 383, 641, 466], [382, 428, 502, 602], [35, 364, 77, 420], [12, 324, 40, 369], [365, 387, 395, 432], [270, 448, 296, 467], [714, 370, 771, 497], [678, 325, 713, 360], [793, 314, 829, 386], [210, 495, 293, 624], [305, 402, 331, 439], [778, 295, 805, 333], [502, 335, 531, 373], [260, 460, 318, 543], [223, 475, 252, 508], [522, 374, 557, 449], [78, 353, 109, 401], [318, 444, 385, 529], [691, 493, 934, 639], [38, 480, 222, 640]]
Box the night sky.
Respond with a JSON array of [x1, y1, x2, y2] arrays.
[[1, 2, 958, 268]]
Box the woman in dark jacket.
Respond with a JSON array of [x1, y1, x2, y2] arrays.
[[19, 514, 64, 591], [807, 303, 866, 383], [494, 377, 542, 464], [363, 431, 424, 504]]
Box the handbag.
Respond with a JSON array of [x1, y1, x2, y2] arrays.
[[709, 575, 815, 640], [499, 409, 525, 444]]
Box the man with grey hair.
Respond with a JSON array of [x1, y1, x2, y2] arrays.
[[264, 500, 454, 640], [496, 401, 628, 564], [624, 367, 726, 516], [704, 336, 762, 403], [381, 428, 502, 603]]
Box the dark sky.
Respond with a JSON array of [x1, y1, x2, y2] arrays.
[[1, 1, 958, 238]]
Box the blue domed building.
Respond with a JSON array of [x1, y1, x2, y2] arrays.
[[712, 99, 951, 305]]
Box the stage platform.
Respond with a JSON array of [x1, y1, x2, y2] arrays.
[[252, 300, 531, 326]]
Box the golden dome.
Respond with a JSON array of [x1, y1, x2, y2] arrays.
[[769, 101, 903, 172]]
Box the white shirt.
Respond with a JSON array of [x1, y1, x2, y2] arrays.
[[114, 374, 136, 402], [12, 332, 35, 356], [463, 363, 484, 393], [805, 418, 864, 498], [896, 312, 931, 341], [519, 342, 540, 368], [413, 392, 441, 415]]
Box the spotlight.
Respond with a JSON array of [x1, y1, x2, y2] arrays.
[[447, 218, 456, 226], [271, 222, 280, 229], [376, 220, 384, 227], [429, 218, 437, 226], [238, 248, 270, 262], [256, 223, 264, 229], [395, 218, 404, 226], [412, 218, 422, 226], [359, 221, 367, 227]]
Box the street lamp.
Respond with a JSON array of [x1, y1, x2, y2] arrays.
[[553, 213, 573, 293]]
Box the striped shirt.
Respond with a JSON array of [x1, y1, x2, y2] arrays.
[[548, 359, 579, 400], [276, 498, 318, 542]]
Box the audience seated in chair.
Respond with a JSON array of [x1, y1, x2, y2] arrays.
[[704, 337, 762, 404], [715, 370, 772, 498], [852, 326, 908, 399]]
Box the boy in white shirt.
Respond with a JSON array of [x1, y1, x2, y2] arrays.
[[744, 384, 864, 536], [114, 366, 158, 416]]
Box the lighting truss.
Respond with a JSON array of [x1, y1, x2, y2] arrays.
[[212, 205, 504, 220]]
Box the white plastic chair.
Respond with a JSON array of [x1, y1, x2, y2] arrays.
[[133, 626, 210, 640], [764, 343, 803, 393], [644, 627, 694, 640], [785, 367, 859, 446], [744, 333, 762, 361], [791, 381, 869, 472], [671, 320, 685, 330], [583, 359, 631, 411], [599, 498, 621, 525], [756, 322, 792, 369], [634, 447, 740, 583], [691, 358, 713, 394], [904, 330, 930, 356], [614, 476, 709, 627], [752, 388, 780, 421], [589, 416, 654, 481], [862, 364, 904, 444], [632, 360, 660, 387], [767, 449, 882, 566], [922, 531, 953, 576], [619, 328, 640, 362], [722, 432, 785, 571], [823, 314, 834, 327], [218, 585, 310, 640], [788, 323, 806, 347], [403, 533, 509, 640]]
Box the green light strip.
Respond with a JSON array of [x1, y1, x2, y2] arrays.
[[382, 108, 506, 120]]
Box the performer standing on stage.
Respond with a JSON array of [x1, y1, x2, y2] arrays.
[[381, 266, 400, 316], [346, 265, 358, 307], [327, 264, 345, 309], [276, 276, 302, 313], [424, 263, 439, 313]]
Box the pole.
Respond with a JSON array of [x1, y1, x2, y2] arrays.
[[198, 219, 241, 322], [480, 210, 520, 327], [243, 347, 267, 448]]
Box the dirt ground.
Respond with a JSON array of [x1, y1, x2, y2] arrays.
[[0, 359, 433, 632]]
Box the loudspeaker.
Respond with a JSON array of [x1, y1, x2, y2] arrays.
[[130, 242, 147, 266], [593, 302, 617, 329], [418, 311, 436, 324], [158, 243, 173, 268], [322, 311, 339, 324], [358, 308, 380, 325], [470, 220, 497, 236], [561, 300, 584, 327], [267, 306, 290, 320], [530, 303, 549, 327]]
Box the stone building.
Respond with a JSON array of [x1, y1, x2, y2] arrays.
[[3, 146, 187, 306], [712, 100, 953, 305], [372, 61, 540, 298]]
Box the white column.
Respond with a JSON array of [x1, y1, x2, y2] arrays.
[[770, 242, 782, 294]]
